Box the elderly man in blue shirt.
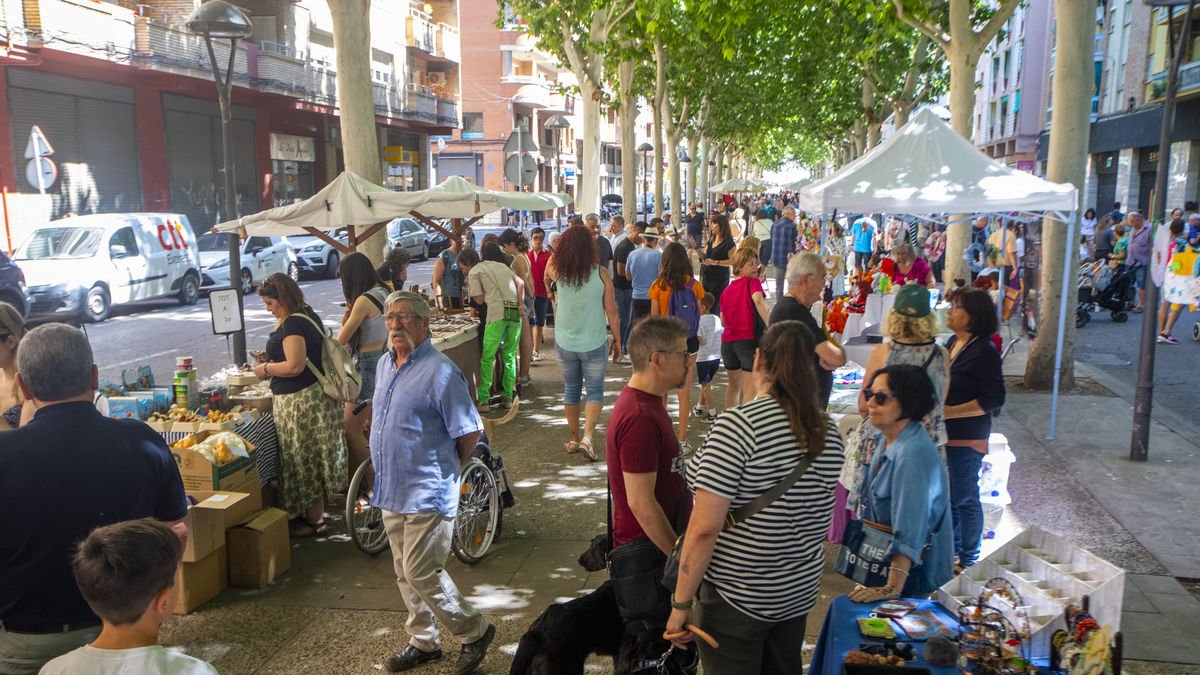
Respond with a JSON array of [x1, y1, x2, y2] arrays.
[[769, 206, 799, 298], [371, 291, 494, 675]]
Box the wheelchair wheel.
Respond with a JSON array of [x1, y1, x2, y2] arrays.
[[1076, 308, 1091, 328], [346, 458, 390, 555], [452, 458, 500, 564], [1193, 322, 1200, 341], [1111, 311, 1129, 323]]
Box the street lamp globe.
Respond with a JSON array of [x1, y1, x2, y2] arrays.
[[186, 0, 253, 39]]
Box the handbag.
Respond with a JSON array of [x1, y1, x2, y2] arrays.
[[834, 519, 896, 587], [661, 452, 814, 592], [745, 277, 766, 341]]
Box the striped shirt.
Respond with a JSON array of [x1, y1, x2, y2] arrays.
[[689, 397, 844, 622]]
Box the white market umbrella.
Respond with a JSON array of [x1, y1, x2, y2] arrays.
[[709, 177, 772, 193]]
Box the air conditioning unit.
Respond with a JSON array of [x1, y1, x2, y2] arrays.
[[427, 72, 447, 86], [406, 82, 423, 93]]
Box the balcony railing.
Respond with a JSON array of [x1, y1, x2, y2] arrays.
[[406, 12, 436, 54], [134, 14, 252, 85], [435, 22, 460, 62], [18, 0, 136, 60], [404, 89, 438, 121], [436, 98, 459, 126], [1146, 60, 1200, 100]]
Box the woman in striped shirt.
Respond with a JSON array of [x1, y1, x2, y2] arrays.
[[666, 321, 845, 674]]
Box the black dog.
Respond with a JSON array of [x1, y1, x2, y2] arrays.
[[509, 581, 624, 675], [577, 534, 610, 572], [509, 581, 697, 675]]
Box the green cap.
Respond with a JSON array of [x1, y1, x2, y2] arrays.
[[893, 283, 931, 318]]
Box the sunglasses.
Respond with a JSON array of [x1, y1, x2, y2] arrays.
[[862, 389, 896, 405]]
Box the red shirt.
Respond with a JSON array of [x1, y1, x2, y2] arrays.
[[721, 276, 765, 342], [527, 249, 551, 297], [605, 386, 690, 548]]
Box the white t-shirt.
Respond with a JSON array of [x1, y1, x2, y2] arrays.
[[40, 644, 218, 675], [467, 260, 519, 324], [697, 313, 723, 363]]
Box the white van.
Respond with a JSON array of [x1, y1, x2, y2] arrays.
[[16, 213, 203, 322]]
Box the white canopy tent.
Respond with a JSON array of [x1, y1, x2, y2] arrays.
[[798, 108, 1081, 441], [216, 174, 571, 245], [797, 109, 1077, 216], [709, 177, 773, 193]]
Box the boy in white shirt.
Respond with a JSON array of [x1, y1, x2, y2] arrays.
[[691, 294, 724, 422], [39, 519, 217, 675]]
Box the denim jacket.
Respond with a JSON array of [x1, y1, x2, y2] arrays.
[[862, 420, 954, 596]]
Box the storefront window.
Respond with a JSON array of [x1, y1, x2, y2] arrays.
[[273, 160, 314, 207]]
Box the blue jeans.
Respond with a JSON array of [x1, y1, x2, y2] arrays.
[[614, 286, 633, 354], [946, 445, 985, 566], [557, 342, 609, 405]]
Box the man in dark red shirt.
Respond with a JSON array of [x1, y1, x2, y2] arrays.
[[607, 316, 692, 554]]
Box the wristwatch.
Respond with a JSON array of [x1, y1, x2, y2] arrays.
[[670, 596, 694, 610]]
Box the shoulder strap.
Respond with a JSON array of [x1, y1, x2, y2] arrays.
[[728, 451, 814, 527], [921, 344, 939, 371], [291, 310, 328, 337], [364, 287, 385, 311]]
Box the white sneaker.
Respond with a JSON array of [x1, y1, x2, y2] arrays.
[[532, 351, 542, 362], [692, 405, 705, 417]]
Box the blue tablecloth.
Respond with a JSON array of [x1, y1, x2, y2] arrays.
[[810, 596, 962, 675]]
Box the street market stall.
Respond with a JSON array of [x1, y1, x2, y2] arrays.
[[797, 108, 1079, 438]]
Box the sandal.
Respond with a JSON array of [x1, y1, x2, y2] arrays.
[[579, 437, 597, 461], [290, 520, 330, 538], [564, 441, 580, 454]]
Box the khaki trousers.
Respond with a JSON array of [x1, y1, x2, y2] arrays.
[[0, 624, 100, 675], [382, 510, 487, 652]]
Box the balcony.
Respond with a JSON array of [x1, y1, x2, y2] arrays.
[[435, 22, 460, 62], [404, 88, 438, 121], [16, 0, 136, 60], [406, 11, 436, 54], [1147, 60, 1200, 101], [545, 91, 575, 114], [512, 83, 549, 108], [134, 13, 251, 85], [436, 98, 459, 127]]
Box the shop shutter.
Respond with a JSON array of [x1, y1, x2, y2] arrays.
[[6, 71, 141, 219]]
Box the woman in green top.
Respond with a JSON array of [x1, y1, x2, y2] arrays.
[[545, 226, 622, 460]]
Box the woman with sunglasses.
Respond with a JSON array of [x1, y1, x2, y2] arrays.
[[253, 273, 346, 537], [850, 364, 953, 602], [667, 321, 844, 673]]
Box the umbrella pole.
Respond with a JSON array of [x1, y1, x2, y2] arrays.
[[1048, 209, 1077, 441]]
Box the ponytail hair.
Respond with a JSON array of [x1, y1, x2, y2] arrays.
[[759, 321, 826, 457]]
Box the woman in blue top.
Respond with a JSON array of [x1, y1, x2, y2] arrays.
[[851, 364, 953, 601]]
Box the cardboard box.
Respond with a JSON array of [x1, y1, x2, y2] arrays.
[[225, 467, 262, 507], [171, 431, 256, 492], [181, 488, 261, 562], [173, 549, 222, 614], [227, 508, 291, 588]]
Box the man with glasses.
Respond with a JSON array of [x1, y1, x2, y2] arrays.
[[371, 292, 495, 674], [605, 316, 693, 625]]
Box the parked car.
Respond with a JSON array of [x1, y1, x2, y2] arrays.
[[284, 230, 349, 279], [386, 218, 433, 260], [0, 250, 29, 317], [16, 213, 202, 322], [600, 193, 622, 220], [197, 233, 297, 294], [636, 193, 670, 215]]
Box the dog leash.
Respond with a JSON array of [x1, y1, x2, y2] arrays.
[[662, 623, 719, 649]]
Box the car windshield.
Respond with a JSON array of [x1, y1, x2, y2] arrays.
[[17, 227, 105, 260], [197, 232, 232, 252]]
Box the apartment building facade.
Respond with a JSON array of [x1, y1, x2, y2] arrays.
[[0, 0, 461, 244]]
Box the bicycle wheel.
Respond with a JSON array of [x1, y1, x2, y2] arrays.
[[346, 458, 390, 555], [452, 458, 500, 564]]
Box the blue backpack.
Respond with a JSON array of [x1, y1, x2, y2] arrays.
[[668, 281, 701, 338]]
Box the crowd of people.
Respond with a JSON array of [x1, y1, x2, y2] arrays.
[[9, 189, 1188, 675]]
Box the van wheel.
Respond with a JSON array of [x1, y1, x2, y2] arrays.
[[241, 269, 254, 296], [420, 242, 429, 261], [178, 272, 200, 306], [84, 286, 111, 323], [325, 251, 340, 279], [288, 261, 299, 282]]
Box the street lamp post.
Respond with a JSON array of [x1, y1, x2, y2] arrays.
[[1132, 0, 1197, 461], [187, 0, 252, 366], [638, 142, 653, 218], [545, 115, 572, 231], [677, 148, 691, 232]]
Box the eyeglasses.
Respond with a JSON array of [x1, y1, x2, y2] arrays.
[[863, 389, 896, 405], [655, 349, 690, 361], [532, 236, 545, 241], [386, 312, 422, 323]]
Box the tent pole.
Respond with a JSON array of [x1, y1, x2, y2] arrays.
[[1048, 208, 1078, 441], [998, 221, 1007, 326]]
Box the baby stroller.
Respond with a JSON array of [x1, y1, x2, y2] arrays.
[[1076, 260, 1137, 327]]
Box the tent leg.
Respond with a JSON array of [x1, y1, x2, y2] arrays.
[[1048, 209, 1077, 441]]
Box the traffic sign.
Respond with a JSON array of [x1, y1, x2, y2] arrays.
[[25, 157, 57, 189], [504, 153, 537, 187], [24, 126, 54, 159]]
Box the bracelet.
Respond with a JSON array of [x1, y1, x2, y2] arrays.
[[670, 596, 694, 610], [263, 363, 269, 376]]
